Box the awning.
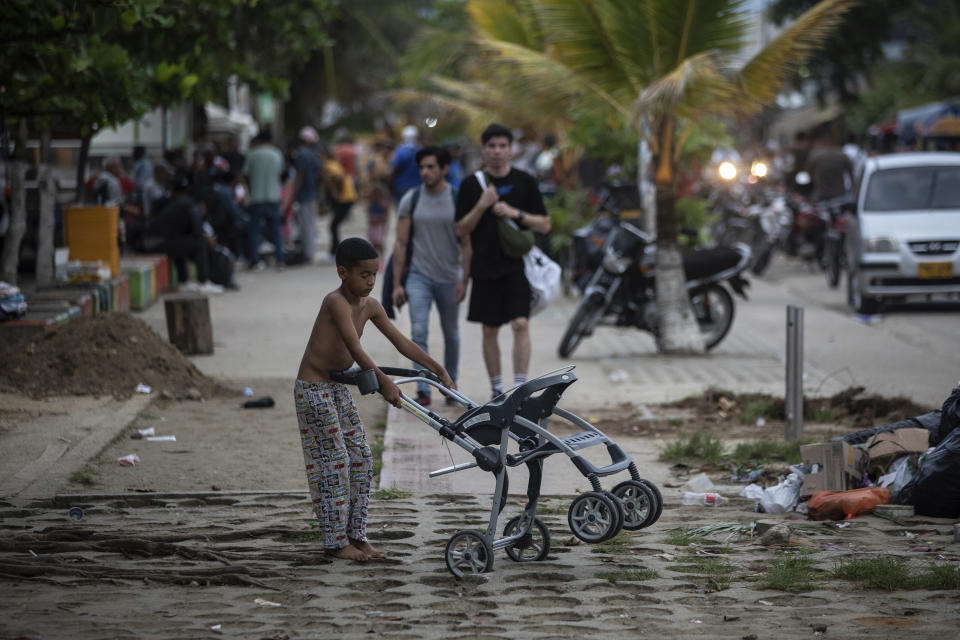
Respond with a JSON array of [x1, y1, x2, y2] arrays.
[[204, 103, 259, 138], [896, 101, 960, 142]]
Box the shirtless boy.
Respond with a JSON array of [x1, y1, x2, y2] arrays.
[[295, 237, 454, 561]]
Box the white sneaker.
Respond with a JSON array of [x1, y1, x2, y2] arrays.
[[179, 282, 201, 293], [199, 281, 225, 295]]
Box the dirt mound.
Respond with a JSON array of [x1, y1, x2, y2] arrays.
[[0, 313, 228, 399]]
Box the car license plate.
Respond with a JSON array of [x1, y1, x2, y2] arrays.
[[918, 262, 953, 278]]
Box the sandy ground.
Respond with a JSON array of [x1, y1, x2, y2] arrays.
[[2, 386, 959, 639]]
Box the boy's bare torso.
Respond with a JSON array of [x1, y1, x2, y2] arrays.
[[297, 290, 375, 382]]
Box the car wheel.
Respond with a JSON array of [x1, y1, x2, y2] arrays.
[[848, 269, 880, 315]]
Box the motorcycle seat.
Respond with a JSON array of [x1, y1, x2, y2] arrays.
[[683, 246, 742, 281]]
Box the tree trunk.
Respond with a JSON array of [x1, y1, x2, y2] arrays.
[[75, 130, 93, 204], [36, 163, 56, 287], [652, 117, 704, 354], [1, 120, 29, 286]]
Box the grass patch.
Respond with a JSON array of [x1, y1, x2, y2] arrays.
[[739, 398, 776, 425], [658, 428, 726, 464], [832, 557, 960, 591], [69, 465, 98, 486], [536, 502, 568, 515], [666, 522, 756, 546], [669, 554, 735, 590], [595, 568, 659, 582], [755, 553, 818, 592], [370, 436, 386, 478], [729, 438, 804, 468], [371, 488, 412, 500], [277, 529, 325, 542], [831, 556, 911, 590], [591, 531, 630, 554], [810, 405, 836, 423]]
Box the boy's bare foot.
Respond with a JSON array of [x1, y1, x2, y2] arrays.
[[327, 545, 368, 561], [350, 538, 386, 559]]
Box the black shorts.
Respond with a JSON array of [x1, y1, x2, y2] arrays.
[[468, 271, 530, 327]]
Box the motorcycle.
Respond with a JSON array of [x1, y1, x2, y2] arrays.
[[558, 211, 752, 358], [817, 194, 855, 288]]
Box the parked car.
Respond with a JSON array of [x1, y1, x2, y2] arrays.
[[845, 152, 960, 313]]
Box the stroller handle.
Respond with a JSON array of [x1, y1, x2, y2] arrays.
[[330, 366, 442, 395]]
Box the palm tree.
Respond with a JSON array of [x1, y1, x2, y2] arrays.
[[419, 0, 858, 353]]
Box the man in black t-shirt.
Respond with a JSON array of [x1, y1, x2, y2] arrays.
[[455, 123, 551, 398]]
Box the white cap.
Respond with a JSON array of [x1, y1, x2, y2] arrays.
[[401, 125, 418, 144]]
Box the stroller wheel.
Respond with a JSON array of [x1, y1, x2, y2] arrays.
[[567, 491, 622, 543], [612, 480, 661, 530], [600, 491, 625, 541], [503, 515, 551, 562], [445, 530, 494, 578]]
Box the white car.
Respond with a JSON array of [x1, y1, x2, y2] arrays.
[[846, 152, 960, 313]]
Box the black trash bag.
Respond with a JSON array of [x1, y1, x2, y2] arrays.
[[934, 385, 960, 447], [209, 245, 237, 289], [897, 426, 960, 517], [837, 411, 942, 445]]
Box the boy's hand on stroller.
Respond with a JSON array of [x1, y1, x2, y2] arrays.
[[381, 378, 402, 408], [438, 369, 455, 390]]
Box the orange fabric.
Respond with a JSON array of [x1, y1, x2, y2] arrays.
[[807, 487, 890, 521]]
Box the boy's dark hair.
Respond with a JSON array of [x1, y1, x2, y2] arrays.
[[415, 145, 451, 168], [481, 123, 513, 145], [335, 237, 379, 267], [253, 129, 272, 144]]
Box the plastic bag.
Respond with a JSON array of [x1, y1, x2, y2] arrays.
[[524, 245, 561, 316], [759, 472, 803, 514], [898, 425, 960, 517], [935, 385, 960, 446], [877, 455, 914, 502], [807, 487, 890, 521]]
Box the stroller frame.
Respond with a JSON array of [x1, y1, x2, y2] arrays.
[[331, 365, 662, 577]]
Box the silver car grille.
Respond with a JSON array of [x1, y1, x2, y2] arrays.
[[909, 240, 959, 255]]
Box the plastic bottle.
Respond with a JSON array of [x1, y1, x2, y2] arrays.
[[682, 491, 728, 506]]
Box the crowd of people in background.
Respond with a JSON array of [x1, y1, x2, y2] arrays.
[[86, 123, 489, 296]]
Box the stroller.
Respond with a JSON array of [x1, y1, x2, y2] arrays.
[[331, 365, 663, 578]]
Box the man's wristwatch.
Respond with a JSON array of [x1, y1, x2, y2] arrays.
[[516, 210, 525, 223]]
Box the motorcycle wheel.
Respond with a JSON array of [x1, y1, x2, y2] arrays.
[[825, 240, 842, 288], [751, 242, 774, 275], [558, 296, 603, 358], [691, 284, 735, 350]]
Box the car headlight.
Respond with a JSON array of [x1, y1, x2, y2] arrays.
[[863, 237, 898, 253], [602, 248, 631, 274]]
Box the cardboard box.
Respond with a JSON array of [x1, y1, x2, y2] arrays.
[[864, 428, 930, 464], [800, 441, 865, 497]]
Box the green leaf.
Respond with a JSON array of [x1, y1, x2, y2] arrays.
[[179, 73, 199, 96], [50, 14, 65, 31], [120, 9, 139, 31]]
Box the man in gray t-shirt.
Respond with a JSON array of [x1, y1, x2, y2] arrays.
[[391, 146, 472, 406], [242, 129, 286, 268]]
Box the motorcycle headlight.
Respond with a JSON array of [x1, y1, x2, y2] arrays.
[[718, 161, 738, 181], [863, 237, 898, 254], [602, 247, 631, 274]]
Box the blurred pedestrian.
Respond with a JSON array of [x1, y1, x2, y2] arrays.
[[454, 123, 551, 399], [320, 146, 357, 261], [391, 146, 470, 407], [243, 129, 286, 269], [283, 125, 323, 264], [391, 125, 421, 204]]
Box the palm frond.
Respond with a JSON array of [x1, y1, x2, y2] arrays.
[[640, 0, 751, 76], [471, 34, 633, 120], [737, 0, 861, 106], [468, 0, 544, 49]]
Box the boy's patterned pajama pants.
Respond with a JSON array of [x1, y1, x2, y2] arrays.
[[294, 379, 374, 549]]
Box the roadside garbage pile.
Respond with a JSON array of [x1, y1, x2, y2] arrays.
[[0, 281, 27, 321], [716, 385, 960, 520]]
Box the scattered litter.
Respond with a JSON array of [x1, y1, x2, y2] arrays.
[[137, 427, 155, 437], [759, 472, 803, 514], [607, 370, 629, 383], [723, 615, 740, 622], [854, 313, 884, 325], [146, 435, 177, 442], [631, 425, 640, 431], [562, 536, 581, 546], [683, 473, 715, 493], [755, 417, 766, 427], [117, 453, 141, 466], [587, 417, 599, 424], [758, 600, 773, 606], [243, 396, 275, 409], [68, 507, 84, 520], [58, 436, 72, 444], [243, 387, 254, 397], [206, 623, 222, 633], [760, 523, 792, 546], [254, 598, 283, 607], [377, 616, 404, 622], [29, 550, 38, 557], [681, 492, 727, 506], [835, 522, 852, 529], [739, 484, 764, 500], [717, 397, 736, 412], [635, 403, 655, 420], [135, 383, 152, 394]]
